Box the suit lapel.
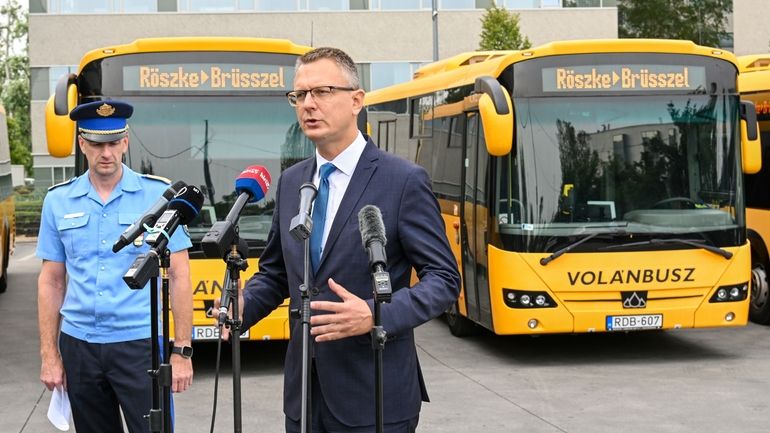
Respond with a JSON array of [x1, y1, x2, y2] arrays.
[[318, 140, 379, 272]]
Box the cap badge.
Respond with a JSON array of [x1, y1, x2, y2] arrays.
[[96, 103, 115, 117]]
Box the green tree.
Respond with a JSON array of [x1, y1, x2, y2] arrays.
[[618, 0, 732, 47], [0, 0, 31, 174], [479, 4, 531, 51]]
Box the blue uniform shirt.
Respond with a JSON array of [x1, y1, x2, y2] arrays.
[[36, 165, 192, 343]]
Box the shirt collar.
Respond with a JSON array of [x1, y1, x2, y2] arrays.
[[314, 132, 367, 178], [67, 164, 141, 198]]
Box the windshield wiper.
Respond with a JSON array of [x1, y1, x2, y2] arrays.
[[540, 233, 600, 266], [600, 238, 732, 260]]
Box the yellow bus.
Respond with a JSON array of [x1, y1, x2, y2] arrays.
[[0, 106, 15, 294], [366, 39, 761, 336], [44, 37, 314, 340], [738, 54, 770, 324]]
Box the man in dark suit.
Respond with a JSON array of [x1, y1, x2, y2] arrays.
[[232, 47, 460, 433]]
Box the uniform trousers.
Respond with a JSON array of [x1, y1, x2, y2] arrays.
[[59, 332, 166, 433]]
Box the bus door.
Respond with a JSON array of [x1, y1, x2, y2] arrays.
[[461, 112, 492, 328]]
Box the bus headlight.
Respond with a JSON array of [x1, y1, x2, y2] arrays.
[[503, 289, 557, 309], [709, 283, 749, 303]]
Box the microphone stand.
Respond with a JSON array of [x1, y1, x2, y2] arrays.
[[288, 235, 313, 433], [218, 237, 249, 433], [159, 249, 173, 433], [147, 255, 163, 433], [289, 183, 317, 433], [298, 235, 313, 433], [125, 246, 173, 433], [370, 267, 391, 433]]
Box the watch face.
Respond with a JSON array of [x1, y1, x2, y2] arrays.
[[174, 345, 193, 358]]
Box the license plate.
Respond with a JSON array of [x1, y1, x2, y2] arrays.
[[192, 326, 250, 340], [606, 314, 663, 331]]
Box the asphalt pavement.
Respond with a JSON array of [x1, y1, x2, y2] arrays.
[[4, 240, 770, 433]]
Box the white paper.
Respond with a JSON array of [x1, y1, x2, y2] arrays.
[[47, 386, 71, 431]]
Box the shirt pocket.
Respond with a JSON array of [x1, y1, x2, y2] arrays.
[[57, 214, 91, 258], [117, 212, 149, 256]]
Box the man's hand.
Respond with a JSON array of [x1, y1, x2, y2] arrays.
[[170, 355, 193, 393], [40, 353, 66, 391], [212, 290, 244, 341], [310, 278, 373, 342]]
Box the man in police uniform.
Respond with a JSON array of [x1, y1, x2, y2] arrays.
[[37, 100, 194, 433]]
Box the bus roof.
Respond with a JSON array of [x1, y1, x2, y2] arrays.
[[78, 37, 312, 72], [738, 54, 770, 71], [737, 54, 770, 93], [366, 38, 737, 105]]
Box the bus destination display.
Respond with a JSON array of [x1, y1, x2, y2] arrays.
[[755, 99, 770, 121], [542, 65, 706, 92], [123, 63, 292, 91]]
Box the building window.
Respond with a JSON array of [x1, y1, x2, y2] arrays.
[[256, 0, 299, 10], [52, 0, 112, 13], [179, 0, 237, 12], [31, 66, 78, 101], [30, 0, 47, 13], [501, 0, 540, 8], [308, 0, 349, 10], [30, 68, 49, 101], [441, 0, 475, 9], [46, 0, 158, 13], [356, 64, 371, 91], [48, 66, 78, 98], [641, 130, 660, 144], [369, 62, 424, 90], [124, 0, 157, 12], [372, 0, 429, 10]]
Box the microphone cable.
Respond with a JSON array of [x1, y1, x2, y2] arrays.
[[209, 321, 227, 433]]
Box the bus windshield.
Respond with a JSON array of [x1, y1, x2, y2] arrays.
[[121, 95, 313, 255], [497, 93, 743, 252]]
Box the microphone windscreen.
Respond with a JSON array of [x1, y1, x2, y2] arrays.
[[168, 185, 205, 224], [235, 165, 271, 203], [358, 205, 387, 247], [166, 180, 187, 199]]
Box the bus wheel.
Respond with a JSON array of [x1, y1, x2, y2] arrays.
[[750, 261, 770, 324], [446, 303, 477, 337], [0, 226, 7, 294]]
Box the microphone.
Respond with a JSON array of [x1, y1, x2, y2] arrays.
[[358, 205, 392, 302], [145, 185, 205, 252], [200, 166, 271, 325], [112, 180, 187, 252], [289, 183, 318, 242], [124, 185, 204, 290], [201, 165, 271, 259]]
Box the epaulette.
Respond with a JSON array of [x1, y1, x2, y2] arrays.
[[141, 174, 171, 184], [47, 177, 76, 191]]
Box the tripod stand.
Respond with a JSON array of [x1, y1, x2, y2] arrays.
[[216, 237, 249, 433], [124, 246, 173, 433]]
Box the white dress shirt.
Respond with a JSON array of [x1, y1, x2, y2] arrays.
[[313, 132, 368, 255]]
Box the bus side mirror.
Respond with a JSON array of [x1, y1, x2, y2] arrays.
[[474, 76, 513, 157], [740, 100, 761, 174], [45, 73, 78, 157]]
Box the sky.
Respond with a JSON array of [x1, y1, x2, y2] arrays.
[[3, 0, 28, 10], [0, 0, 28, 55]]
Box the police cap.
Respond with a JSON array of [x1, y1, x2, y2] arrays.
[[69, 100, 133, 143]]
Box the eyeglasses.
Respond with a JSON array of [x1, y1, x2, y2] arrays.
[[286, 85, 358, 107]]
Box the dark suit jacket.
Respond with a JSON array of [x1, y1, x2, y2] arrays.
[[242, 138, 460, 426]]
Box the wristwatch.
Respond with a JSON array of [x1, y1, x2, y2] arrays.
[[171, 344, 193, 359]]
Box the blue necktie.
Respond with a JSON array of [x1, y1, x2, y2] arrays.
[[310, 163, 336, 274]]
